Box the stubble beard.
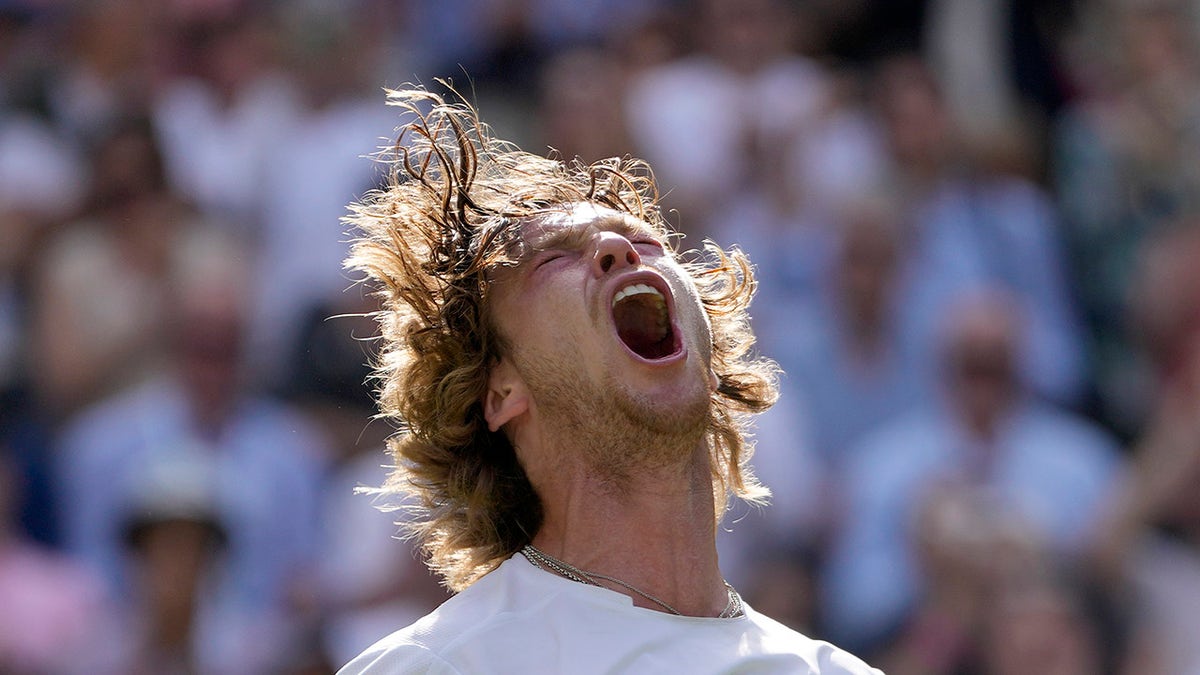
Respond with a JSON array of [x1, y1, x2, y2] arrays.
[[512, 346, 711, 488]]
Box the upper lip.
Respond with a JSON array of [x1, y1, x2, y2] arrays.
[[605, 269, 675, 314]]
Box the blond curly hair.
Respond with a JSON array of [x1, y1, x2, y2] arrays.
[[345, 87, 778, 592]]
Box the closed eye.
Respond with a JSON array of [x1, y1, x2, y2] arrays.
[[535, 252, 566, 268]]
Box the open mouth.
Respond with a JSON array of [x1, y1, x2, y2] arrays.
[[611, 282, 681, 360]]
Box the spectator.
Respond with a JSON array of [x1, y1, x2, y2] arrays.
[[0, 1, 85, 394], [979, 569, 1110, 675], [625, 0, 833, 226], [29, 117, 187, 418], [1091, 225, 1200, 675], [924, 0, 1072, 177], [152, 4, 301, 230], [1054, 0, 1200, 432], [245, 7, 395, 385], [94, 451, 229, 674], [0, 6, 86, 545], [873, 54, 1087, 406], [284, 290, 449, 665], [781, 196, 932, 468], [48, 0, 162, 145], [821, 290, 1122, 654], [56, 226, 330, 674], [537, 47, 633, 165]]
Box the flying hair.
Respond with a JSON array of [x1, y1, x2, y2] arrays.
[[344, 85, 778, 591]]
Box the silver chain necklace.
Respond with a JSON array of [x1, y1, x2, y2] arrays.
[[520, 544, 744, 619]]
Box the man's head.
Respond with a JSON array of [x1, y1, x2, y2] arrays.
[[834, 197, 902, 337], [940, 291, 1024, 436], [345, 88, 777, 590], [483, 202, 720, 485]]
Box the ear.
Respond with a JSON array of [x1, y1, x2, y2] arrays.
[[484, 357, 530, 432]]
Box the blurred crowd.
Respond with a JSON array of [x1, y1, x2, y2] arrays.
[[2, 0, 1200, 673]]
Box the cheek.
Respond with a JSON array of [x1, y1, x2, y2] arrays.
[[517, 287, 587, 348], [491, 271, 575, 344], [678, 282, 714, 349]]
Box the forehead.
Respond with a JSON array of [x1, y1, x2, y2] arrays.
[[518, 202, 659, 248]]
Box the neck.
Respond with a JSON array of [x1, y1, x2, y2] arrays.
[[528, 442, 728, 617]]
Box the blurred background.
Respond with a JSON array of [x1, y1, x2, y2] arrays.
[[2, 0, 1200, 672]]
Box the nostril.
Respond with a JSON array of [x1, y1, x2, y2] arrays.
[[600, 254, 615, 273], [626, 251, 637, 265]]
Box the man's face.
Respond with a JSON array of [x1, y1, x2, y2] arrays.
[[943, 302, 1020, 431], [487, 203, 716, 469]]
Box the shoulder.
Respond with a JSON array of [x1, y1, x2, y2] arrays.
[[1017, 404, 1121, 466], [231, 397, 333, 464], [1027, 404, 1116, 442], [337, 640, 462, 675], [334, 598, 478, 674], [845, 409, 948, 476], [743, 609, 883, 675], [855, 408, 944, 452], [59, 380, 176, 453], [336, 557, 537, 670]]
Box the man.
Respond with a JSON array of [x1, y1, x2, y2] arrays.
[[338, 87, 879, 674], [821, 290, 1121, 658]]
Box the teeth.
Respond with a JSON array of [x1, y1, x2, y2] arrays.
[[612, 283, 664, 307]]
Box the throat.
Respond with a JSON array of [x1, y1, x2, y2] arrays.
[[521, 544, 744, 618], [527, 468, 728, 617]]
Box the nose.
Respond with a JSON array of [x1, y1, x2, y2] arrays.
[[590, 231, 640, 277]]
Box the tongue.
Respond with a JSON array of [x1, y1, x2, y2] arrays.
[[614, 299, 672, 359]]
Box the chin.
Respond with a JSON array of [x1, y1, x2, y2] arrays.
[[610, 370, 712, 438]]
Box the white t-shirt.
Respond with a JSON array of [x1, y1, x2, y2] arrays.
[[338, 555, 880, 674]]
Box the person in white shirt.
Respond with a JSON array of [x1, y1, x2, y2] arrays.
[[335, 87, 880, 674]]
